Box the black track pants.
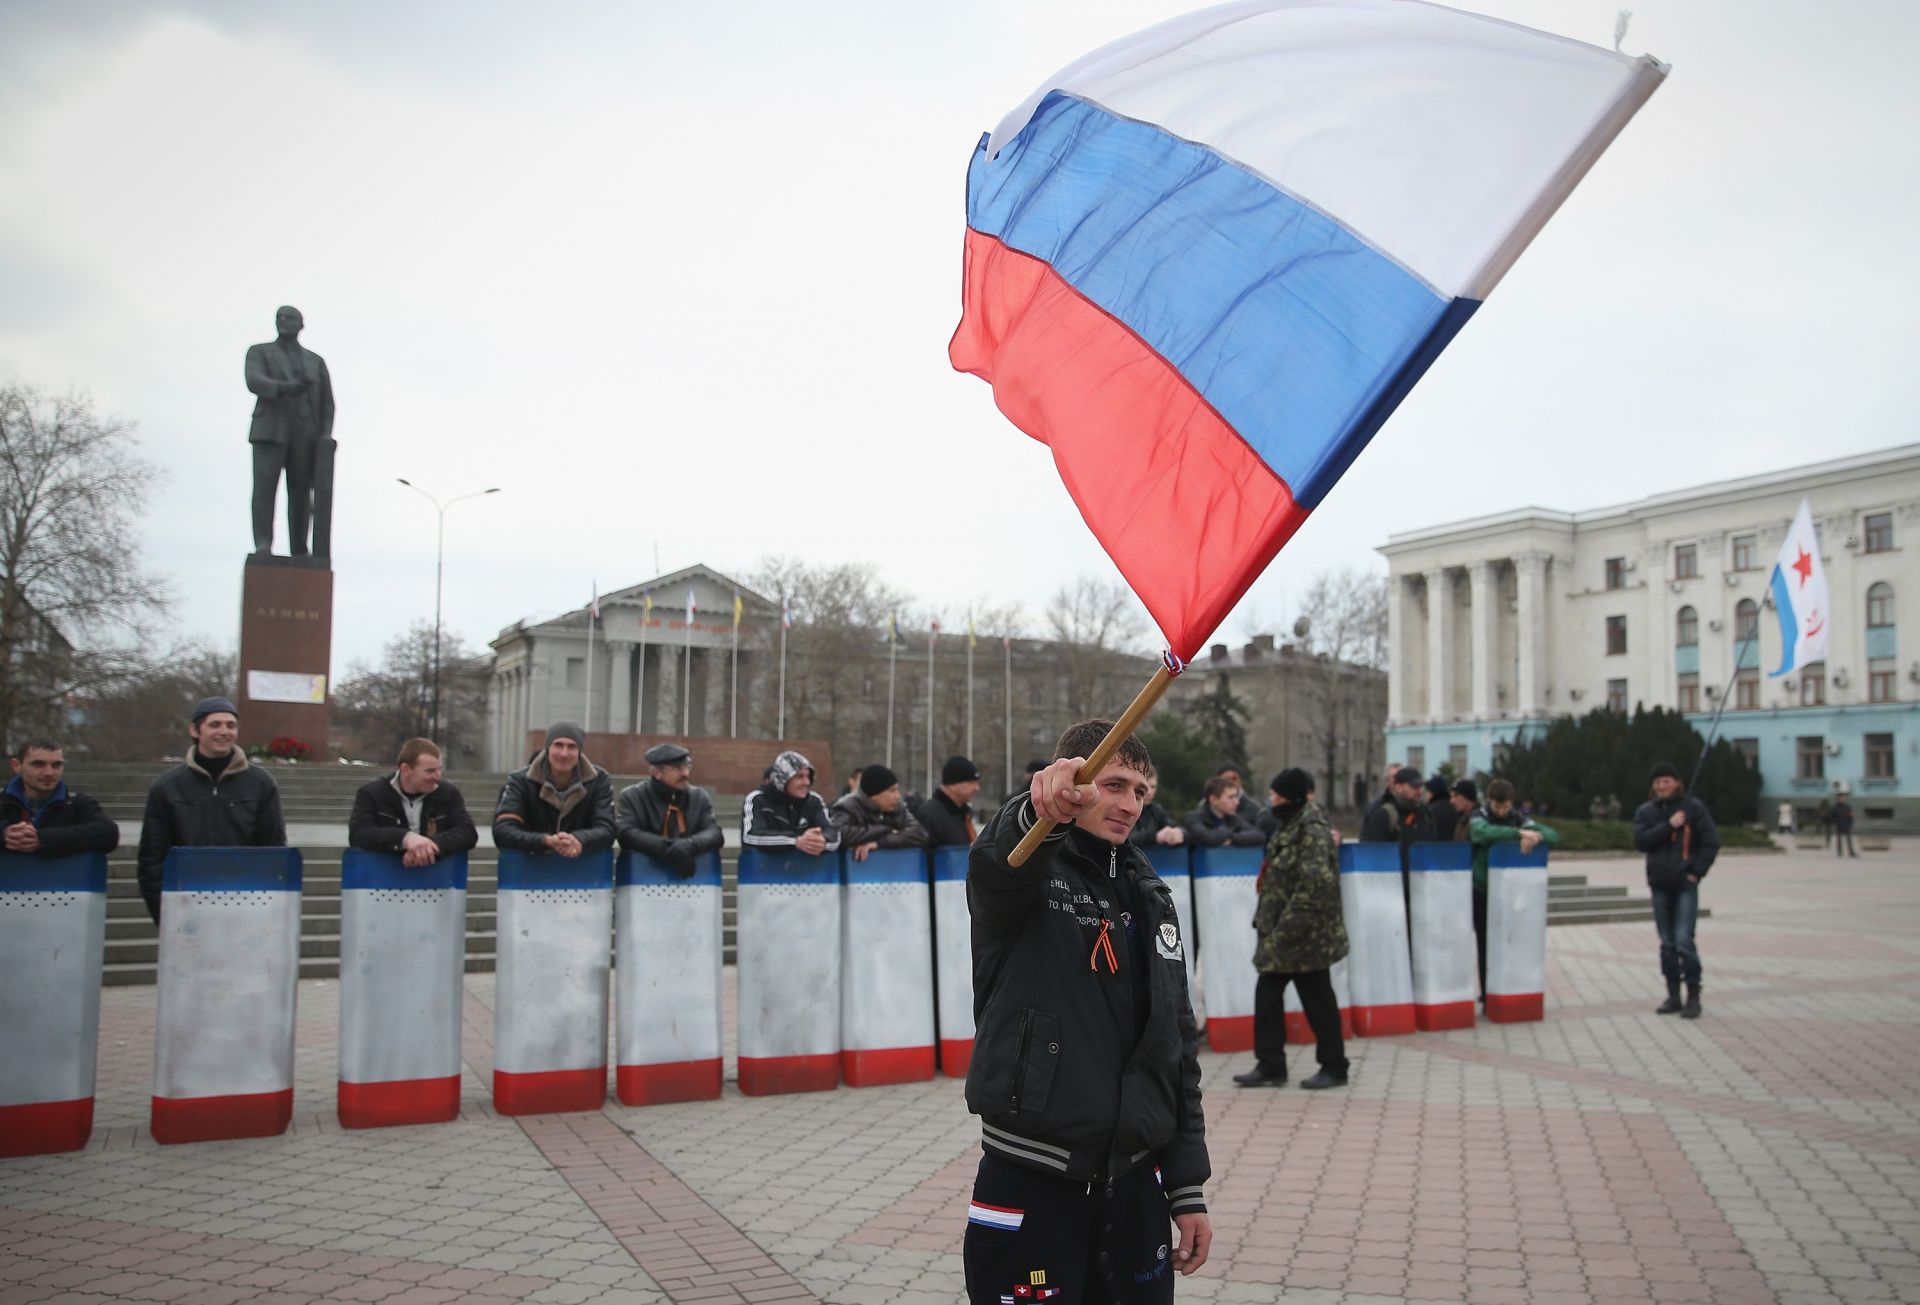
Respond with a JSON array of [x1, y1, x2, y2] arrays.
[[964, 1152, 1178, 1304]]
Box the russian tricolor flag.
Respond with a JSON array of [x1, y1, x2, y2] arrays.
[[952, 0, 1666, 662]]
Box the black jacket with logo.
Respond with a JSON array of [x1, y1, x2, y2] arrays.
[[615, 778, 723, 876], [0, 781, 120, 858], [347, 775, 479, 857], [136, 752, 286, 922], [965, 796, 1209, 1214]]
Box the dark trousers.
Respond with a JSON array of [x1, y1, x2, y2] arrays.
[[1650, 883, 1701, 985], [1836, 828, 1857, 856], [1253, 969, 1347, 1079], [1471, 885, 1489, 998], [252, 438, 317, 554], [964, 1152, 1175, 1305]]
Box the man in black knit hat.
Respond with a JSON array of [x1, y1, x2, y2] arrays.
[[1631, 761, 1718, 1019], [831, 763, 930, 861]]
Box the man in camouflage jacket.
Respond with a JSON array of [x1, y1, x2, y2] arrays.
[[1234, 768, 1349, 1091]]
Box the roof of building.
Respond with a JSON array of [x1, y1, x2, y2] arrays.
[[1379, 441, 1920, 554]]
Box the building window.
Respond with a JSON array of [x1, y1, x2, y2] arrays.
[[1673, 543, 1698, 579], [1677, 673, 1700, 712], [1607, 678, 1628, 713], [1606, 615, 1627, 655], [1735, 598, 1760, 643], [1800, 662, 1826, 707], [1733, 737, 1759, 770], [1732, 534, 1757, 571], [1491, 741, 1512, 772], [565, 657, 585, 688], [1866, 732, 1896, 779], [1865, 511, 1893, 554], [1870, 662, 1897, 703], [1797, 736, 1825, 781], [1406, 745, 1426, 773], [1676, 605, 1698, 647], [1605, 557, 1626, 590], [1449, 744, 1468, 775], [1868, 581, 1894, 629], [1735, 668, 1759, 710]]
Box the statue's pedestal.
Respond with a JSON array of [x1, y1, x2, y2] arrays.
[[237, 556, 333, 754]]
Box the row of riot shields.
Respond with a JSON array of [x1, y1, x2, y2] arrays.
[[0, 839, 1548, 1154]]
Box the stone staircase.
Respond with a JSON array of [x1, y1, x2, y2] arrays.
[[72, 762, 1672, 985]]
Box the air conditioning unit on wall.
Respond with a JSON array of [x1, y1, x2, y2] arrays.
[[1825, 742, 1843, 756]]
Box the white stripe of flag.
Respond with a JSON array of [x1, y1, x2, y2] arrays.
[[968, 1201, 1024, 1231]]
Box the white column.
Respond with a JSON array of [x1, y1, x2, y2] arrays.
[[606, 642, 634, 735], [1426, 568, 1452, 722], [1469, 561, 1495, 719], [1515, 553, 1548, 716], [1387, 574, 1408, 722]]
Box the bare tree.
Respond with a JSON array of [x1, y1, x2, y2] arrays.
[[69, 639, 234, 762], [334, 623, 490, 769], [0, 385, 170, 748], [1045, 575, 1148, 717], [1293, 568, 1388, 809]]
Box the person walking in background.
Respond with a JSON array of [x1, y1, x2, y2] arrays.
[[1817, 794, 1832, 847], [1467, 779, 1557, 1001], [1235, 768, 1348, 1091], [1832, 793, 1858, 857], [1632, 762, 1719, 1020]]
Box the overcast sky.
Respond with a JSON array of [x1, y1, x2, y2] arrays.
[[2, 0, 1915, 680]]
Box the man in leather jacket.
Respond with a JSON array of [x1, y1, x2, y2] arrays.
[[963, 719, 1212, 1302], [135, 697, 286, 923], [831, 764, 930, 861], [492, 723, 615, 858], [2, 738, 119, 859], [347, 737, 478, 866], [615, 742, 723, 877]]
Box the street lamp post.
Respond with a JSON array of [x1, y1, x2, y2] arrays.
[[396, 480, 500, 743]]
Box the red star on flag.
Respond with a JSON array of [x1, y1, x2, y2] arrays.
[[1792, 546, 1814, 586]]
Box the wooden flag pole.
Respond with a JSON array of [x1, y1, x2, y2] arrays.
[[1008, 661, 1179, 867]]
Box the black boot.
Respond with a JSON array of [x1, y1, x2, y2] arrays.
[[1656, 981, 1683, 1015], [1681, 983, 1702, 1020]]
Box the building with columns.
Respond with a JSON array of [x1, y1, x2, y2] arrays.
[[1378, 444, 1920, 824], [486, 565, 774, 770]]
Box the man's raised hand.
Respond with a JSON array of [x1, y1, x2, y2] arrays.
[[1032, 757, 1092, 825]]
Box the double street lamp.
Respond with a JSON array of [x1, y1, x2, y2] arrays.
[[396, 479, 501, 743]]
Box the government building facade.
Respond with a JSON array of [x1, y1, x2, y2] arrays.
[[1377, 444, 1920, 826]]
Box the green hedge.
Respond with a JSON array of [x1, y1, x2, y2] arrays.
[[1542, 818, 1774, 852]]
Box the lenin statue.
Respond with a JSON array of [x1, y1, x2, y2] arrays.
[[245, 305, 336, 560]]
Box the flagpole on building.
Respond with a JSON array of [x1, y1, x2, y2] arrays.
[[683, 589, 695, 736], [1008, 659, 1184, 867], [886, 612, 898, 769], [637, 594, 651, 735], [1688, 653, 1747, 794], [731, 593, 742, 738], [777, 602, 790, 738], [926, 620, 938, 795], [584, 584, 598, 735]]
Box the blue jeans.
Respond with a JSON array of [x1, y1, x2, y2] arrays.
[[1650, 883, 1701, 985]]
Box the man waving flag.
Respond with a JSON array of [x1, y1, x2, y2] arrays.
[[1769, 499, 1830, 677]]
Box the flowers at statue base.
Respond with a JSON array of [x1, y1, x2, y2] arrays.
[[267, 735, 312, 761]]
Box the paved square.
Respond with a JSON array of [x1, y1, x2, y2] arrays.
[[4, 846, 1918, 1304]]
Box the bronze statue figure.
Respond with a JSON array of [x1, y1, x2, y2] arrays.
[[246, 305, 336, 560]]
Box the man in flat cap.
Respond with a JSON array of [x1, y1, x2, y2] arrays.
[[492, 723, 615, 859], [615, 742, 722, 878], [914, 755, 983, 847], [830, 763, 930, 862], [135, 696, 286, 923]]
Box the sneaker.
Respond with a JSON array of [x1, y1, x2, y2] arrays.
[[1232, 1068, 1287, 1088], [1300, 1070, 1347, 1090]]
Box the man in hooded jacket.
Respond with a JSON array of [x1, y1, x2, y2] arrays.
[[492, 723, 616, 858], [615, 742, 723, 877], [743, 750, 841, 855]]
